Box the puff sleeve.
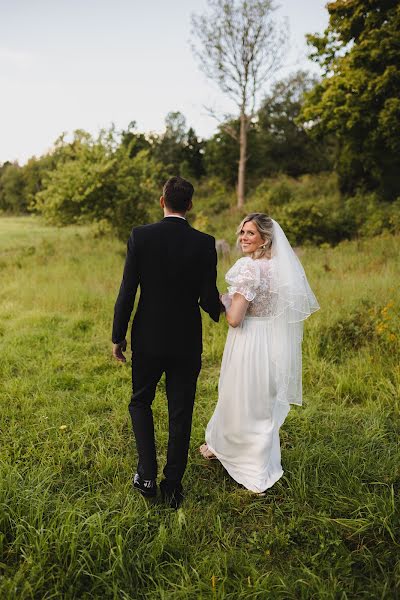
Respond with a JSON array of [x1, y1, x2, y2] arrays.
[[225, 257, 261, 301]]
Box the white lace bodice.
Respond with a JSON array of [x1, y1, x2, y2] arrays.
[[225, 256, 277, 317]]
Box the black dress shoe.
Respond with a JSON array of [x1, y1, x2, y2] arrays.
[[160, 480, 184, 509], [133, 473, 157, 498]]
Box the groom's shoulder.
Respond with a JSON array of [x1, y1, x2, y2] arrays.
[[128, 222, 215, 249], [190, 226, 215, 245], [129, 222, 162, 238], [131, 222, 215, 240]]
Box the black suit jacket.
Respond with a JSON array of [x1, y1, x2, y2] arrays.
[[112, 217, 221, 357]]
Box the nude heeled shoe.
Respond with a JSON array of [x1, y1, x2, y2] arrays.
[[199, 443, 217, 460]]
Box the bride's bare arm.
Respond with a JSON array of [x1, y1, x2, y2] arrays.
[[225, 293, 249, 327]]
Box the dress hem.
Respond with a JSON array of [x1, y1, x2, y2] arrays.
[[206, 442, 284, 494]]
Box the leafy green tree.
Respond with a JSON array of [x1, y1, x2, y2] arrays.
[[23, 154, 60, 209], [180, 127, 205, 180], [0, 162, 27, 213], [151, 112, 205, 180], [301, 0, 400, 199], [152, 112, 187, 175], [0, 153, 59, 214], [257, 70, 334, 178], [204, 119, 260, 186], [204, 124, 238, 186], [203, 71, 332, 187], [34, 129, 166, 239], [120, 121, 151, 158]]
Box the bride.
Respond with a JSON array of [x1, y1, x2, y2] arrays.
[[200, 213, 319, 494]]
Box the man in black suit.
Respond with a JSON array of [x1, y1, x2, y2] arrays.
[[112, 176, 221, 507]]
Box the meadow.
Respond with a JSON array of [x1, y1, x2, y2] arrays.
[[0, 215, 399, 599]]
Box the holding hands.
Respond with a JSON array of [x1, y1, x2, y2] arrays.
[[220, 293, 232, 310]]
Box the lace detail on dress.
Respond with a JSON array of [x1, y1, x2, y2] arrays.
[[225, 257, 277, 317], [225, 257, 261, 302], [247, 259, 277, 317]]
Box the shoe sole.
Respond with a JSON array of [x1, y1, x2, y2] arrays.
[[133, 484, 157, 498]]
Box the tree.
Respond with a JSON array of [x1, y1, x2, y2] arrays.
[[152, 111, 187, 175], [151, 112, 205, 180], [120, 121, 151, 158], [0, 162, 26, 213], [204, 122, 240, 186], [23, 154, 60, 208], [181, 127, 206, 180], [34, 129, 166, 240], [257, 70, 334, 177], [191, 0, 287, 207], [202, 71, 333, 187], [204, 118, 260, 186], [0, 151, 61, 215], [300, 0, 400, 200]]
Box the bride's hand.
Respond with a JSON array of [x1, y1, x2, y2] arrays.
[[220, 293, 232, 310]]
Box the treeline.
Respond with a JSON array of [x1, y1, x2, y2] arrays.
[[0, 71, 334, 239], [1, 0, 399, 244]]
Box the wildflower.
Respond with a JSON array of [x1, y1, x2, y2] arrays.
[[59, 425, 67, 431]]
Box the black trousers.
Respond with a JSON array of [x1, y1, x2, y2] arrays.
[[129, 352, 201, 485]]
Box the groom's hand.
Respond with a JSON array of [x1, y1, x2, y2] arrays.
[[112, 339, 127, 363]]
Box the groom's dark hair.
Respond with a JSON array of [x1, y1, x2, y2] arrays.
[[163, 176, 194, 213]]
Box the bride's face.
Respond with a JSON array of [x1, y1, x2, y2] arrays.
[[239, 221, 264, 255]]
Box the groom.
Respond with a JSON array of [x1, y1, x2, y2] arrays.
[[112, 176, 221, 508]]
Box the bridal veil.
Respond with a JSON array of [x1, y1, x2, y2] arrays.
[[268, 219, 320, 406]]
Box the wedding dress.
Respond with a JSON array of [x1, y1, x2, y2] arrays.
[[205, 220, 319, 493]]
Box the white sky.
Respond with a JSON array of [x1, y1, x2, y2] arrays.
[[0, 0, 329, 164]]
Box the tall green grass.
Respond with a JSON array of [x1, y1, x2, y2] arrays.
[[0, 216, 399, 599]]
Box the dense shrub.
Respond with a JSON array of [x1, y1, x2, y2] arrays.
[[344, 194, 400, 238], [251, 177, 295, 207], [33, 130, 166, 240], [230, 173, 345, 245], [318, 301, 376, 362], [318, 300, 399, 362], [275, 198, 344, 246], [200, 173, 400, 246], [193, 178, 232, 214]]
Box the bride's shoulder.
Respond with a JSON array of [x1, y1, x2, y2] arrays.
[[232, 256, 251, 266], [225, 256, 260, 281], [227, 256, 253, 271]]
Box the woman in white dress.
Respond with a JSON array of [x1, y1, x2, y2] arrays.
[[200, 214, 319, 494]]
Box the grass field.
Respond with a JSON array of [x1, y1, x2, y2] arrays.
[[0, 215, 399, 599]]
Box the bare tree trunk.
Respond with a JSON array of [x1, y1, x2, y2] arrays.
[[237, 112, 248, 208]]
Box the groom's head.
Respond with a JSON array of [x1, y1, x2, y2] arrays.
[[161, 176, 194, 215]]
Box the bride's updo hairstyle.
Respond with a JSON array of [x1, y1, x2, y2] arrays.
[[236, 213, 274, 259]]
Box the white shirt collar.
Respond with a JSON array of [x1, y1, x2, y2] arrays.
[[164, 214, 186, 220]]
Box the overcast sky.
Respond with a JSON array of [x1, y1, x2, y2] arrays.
[[0, 0, 329, 164]]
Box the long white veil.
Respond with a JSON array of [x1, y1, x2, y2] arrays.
[[269, 219, 320, 406]]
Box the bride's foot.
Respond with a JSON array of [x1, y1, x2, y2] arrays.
[[199, 443, 217, 460]]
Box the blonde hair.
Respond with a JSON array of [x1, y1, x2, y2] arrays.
[[236, 213, 274, 259]]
